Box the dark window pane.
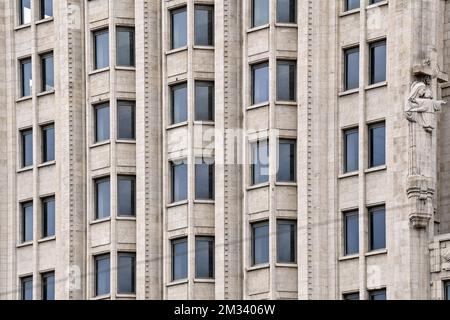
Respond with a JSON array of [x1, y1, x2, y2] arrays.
[[195, 81, 215, 121], [344, 211, 359, 255], [445, 281, 450, 300], [195, 237, 214, 278], [21, 277, 33, 300], [94, 104, 110, 142], [277, 60, 296, 101], [346, 0, 360, 11], [117, 27, 135, 67], [171, 7, 187, 49], [343, 292, 360, 300], [277, 0, 296, 23], [41, 53, 54, 92], [171, 83, 188, 124], [20, 0, 31, 25], [42, 272, 55, 300], [95, 178, 110, 219], [345, 47, 359, 90], [369, 206, 386, 251], [21, 58, 32, 97], [42, 197, 55, 238], [94, 30, 109, 69], [22, 129, 33, 167], [252, 222, 269, 265], [172, 162, 188, 203], [252, 62, 269, 105], [344, 128, 359, 173], [95, 255, 110, 296], [118, 253, 135, 294], [42, 124, 55, 162], [369, 289, 386, 300], [195, 6, 214, 46], [172, 238, 188, 281], [252, 0, 269, 27], [195, 159, 214, 200], [369, 123, 386, 168], [370, 0, 383, 4], [252, 140, 269, 185], [22, 202, 33, 243], [117, 101, 135, 140], [118, 176, 135, 217], [277, 139, 296, 182], [277, 220, 296, 263], [370, 41, 386, 84], [40, 0, 53, 19]]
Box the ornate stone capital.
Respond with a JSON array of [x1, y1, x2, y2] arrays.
[[406, 175, 435, 229]]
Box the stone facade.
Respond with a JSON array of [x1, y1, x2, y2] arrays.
[[1, 0, 450, 300]]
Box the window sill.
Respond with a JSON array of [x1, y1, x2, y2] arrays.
[[90, 140, 111, 149], [365, 81, 387, 91], [17, 166, 33, 174], [17, 241, 33, 249], [338, 171, 359, 179], [115, 66, 136, 71], [339, 254, 359, 262], [37, 90, 55, 97], [365, 249, 387, 257], [194, 278, 215, 283], [275, 263, 298, 268], [365, 165, 387, 174], [247, 101, 269, 111], [193, 199, 215, 205], [14, 23, 31, 31], [274, 22, 298, 28], [367, 0, 389, 10], [275, 100, 297, 106], [339, 8, 361, 17], [247, 24, 270, 34], [116, 139, 136, 144], [117, 216, 137, 221], [89, 67, 110, 76], [247, 263, 270, 272], [35, 17, 54, 25], [16, 96, 32, 103], [116, 293, 137, 299], [275, 181, 297, 187], [166, 121, 188, 130], [92, 294, 111, 300], [90, 217, 111, 226], [166, 46, 188, 55], [247, 182, 270, 191], [167, 200, 189, 208], [193, 45, 214, 51], [38, 161, 56, 169], [193, 120, 215, 126], [38, 236, 56, 244], [338, 88, 359, 97], [167, 279, 189, 287]]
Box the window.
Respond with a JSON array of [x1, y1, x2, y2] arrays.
[[277, 220, 296, 263], [369, 289, 386, 300], [251, 62, 269, 105], [42, 196, 55, 238], [40, 0, 53, 20], [118, 253, 135, 294], [171, 83, 188, 124], [94, 103, 110, 143], [251, 140, 269, 185], [21, 276, 33, 300], [252, 0, 269, 27], [252, 221, 269, 266], [117, 175, 135, 217], [42, 124, 55, 163], [195, 159, 214, 200], [20, 0, 31, 25], [344, 128, 359, 173], [369, 0, 383, 4], [41, 272, 55, 300], [41, 52, 54, 92], [343, 292, 360, 300], [195, 237, 214, 279], [277, 0, 296, 23], [277, 60, 296, 102], [21, 129, 33, 168], [116, 27, 135, 67], [195, 5, 214, 46], [369, 40, 386, 85], [195, 81, 214, 121], [20, 58, 32, 97], [94, 29, 109, 70], [345, 0, 360, 11], [95, 177, 110, 220], [369, 206, 386, 251], [445, 281, 450, 300], [344, 210, 359, 255], [344, 47, 359, 91], [277, 139, 296, 182], [172, 161, 188, 203], [171, 7, 187, 49], [117, 101, 135, 140], [172, 238, 188, 281], [369, 122, 386, 168], [94, 254, 110, 297], [22, 202, 33, 243]]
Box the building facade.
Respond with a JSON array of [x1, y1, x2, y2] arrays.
[[1, 0, 450, 300]]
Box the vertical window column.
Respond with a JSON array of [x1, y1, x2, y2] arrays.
[[41, 272, 55, 300], [94, 254, 111, 297], [172, 238, 188, 281], [252, 221, 269, 266], [42, 196, 55, 238], [171, 7, 187, 49], [22, 201, 33, 243], [20, 58, 32, 98]]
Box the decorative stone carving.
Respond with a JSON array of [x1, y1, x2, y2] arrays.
[[405, 81, 447, 228]]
